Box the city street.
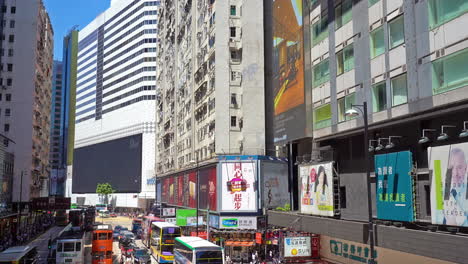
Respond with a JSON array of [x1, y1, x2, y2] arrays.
[[27, 226, 63, 263]]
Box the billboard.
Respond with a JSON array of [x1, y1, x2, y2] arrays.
[[177, 175, 184, 206], [72, 134, 142, 193], [262, 161, 290, 209], [374, 151, 415, 222], [272, 0, 306, 143], [162, 208, 176, 217], [219, 216, 257, 230], [284, 237, 311, 257], [300, 162, 334, 216], [199, 167, 217, 211], [176, 209, 204, 226], [429, 143, 468, 227], [220, 162, 257, 212]]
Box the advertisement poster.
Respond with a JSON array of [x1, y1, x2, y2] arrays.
[[300, 162, 334, 216], [162, 208, 176, 217], [284, 237, 311, 257], [262, 161, 290, 209], [209, 214, 220, 229], [183, 173, 189, 207], [375, 151, 415, 222], [199, 167, 217, 211], [173, 175, 179, 205], [429, 143, 468, 227], [162, 177, 169, 203], [272, 0, 306, 144], [188, 172, 197, 208], [156, 180, 161, 203], [168, 177, 175, 204], [221, 162, 257, 212], [176, 209, 196, 226], [219, 216, 257, 230], [177, 175, 184, 206]]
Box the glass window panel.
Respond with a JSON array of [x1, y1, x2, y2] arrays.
[[336, 50, 344, 75], [338, 93, 356, 122], [370, 26, 384, 58], [314, 104, 332, 129], [432, 47, 468, 94], [372, 81, 387, 112], [428, 0, 468, 29], [389, 16, 405, 49], [343, 44, 354, 72], [312, 14, 328, 46], [313, 59, 330, 87], [391, 74, 408, 106], [369, 0, 380, 7]]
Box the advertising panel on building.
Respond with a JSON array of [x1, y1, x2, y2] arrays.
[[272, 0, 306, 144], [199, 167, 217, 211], [262, 161, 290, 208], [162, 208, 176, 217], [209, 214, 220, 229], [429, 143, 468, 227], [176, 209, 196, 226], [219, 216, 257, 230], [374, 151, 415, 222], [299, 162, 334, 216], [220, 162, 257, 212], [284, 237, 311, 257], [177, 175, 184, 206]]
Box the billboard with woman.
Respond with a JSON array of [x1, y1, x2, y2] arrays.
[[429, 143, 468, 227], [300, 162, 334, 216]]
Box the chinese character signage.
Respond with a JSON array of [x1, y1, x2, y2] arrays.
[[284, 237, 311, 257], [375, 151, 415, 222], [299, 162, 334, 216], [166, 218, 176, 224], [162, 208, 176, 217], [262, 161, 290, 209], [219, 216, 257, 229], [429, 143, 468, 227], [220, 162, 257, 212], [327, 237, 377, 263]]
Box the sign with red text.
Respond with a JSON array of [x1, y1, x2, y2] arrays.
[[220, 162, 257, 212]]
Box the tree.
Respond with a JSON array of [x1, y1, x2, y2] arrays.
[[96, 183, 115, 205]]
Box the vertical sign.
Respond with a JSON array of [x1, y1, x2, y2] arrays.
[[188, 172, 197, 208], [177, 175, 184, 206], [374, 151, 415, 222], [221, 162, 257, 212], [299, 162, 334, 216]]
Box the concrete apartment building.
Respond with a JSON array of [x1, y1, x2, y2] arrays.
[[49, 60, 63, 195], [0, 0, 54, 203], [267, 0, 468, 263], [155, 0, 266, 176], [72, 0, 160, 209]]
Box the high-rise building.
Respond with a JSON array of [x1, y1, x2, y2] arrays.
[[72, 0, 160, 208], [155, 0, 266, 175], [0, 0, 54, 202], [49, 60, 63, 195]]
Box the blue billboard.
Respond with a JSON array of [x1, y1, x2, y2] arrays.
[[375, 151, 414, 221]]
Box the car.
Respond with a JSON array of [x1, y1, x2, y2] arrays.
[[121, 231, 135, 241], [110, 213, 117, 217], [133, 248, 151, 264], [120, 239, 136, 259]]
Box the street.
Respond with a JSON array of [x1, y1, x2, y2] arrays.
[[27, 226, 62, 263]]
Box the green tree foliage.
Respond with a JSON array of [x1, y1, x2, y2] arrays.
[[96, 183, 115, 204]]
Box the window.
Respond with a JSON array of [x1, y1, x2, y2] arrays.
[[340, 186, 347, 208], [63, 242, 75, 252], [428, 0, 468, 29], [432, 47, 468, 94], [5, 94, 11, 101], [3, 139, 8, 147], [57, 243, 63, 252], [335, 0, 352, 29], [76, 242, 81, 251], [4, 124, 9, 132], [5, 108, 10, 116], [230, 27, 236, 38], [8, 49, 13, 57], [10, 6, 15, 14], [7, 64, 12, 72], [312, 59, 330, 87], [9, 20, 14, 28], [338, 93, 355, 122], [6, 79, 12, 86], [312, 14, 328, 46], [391, 74, 407, 106], [230, 116, 237, 127], [230, 71, 241, 82], [370, 26, 384, 58], [230, 5, 236, 16], [336, 44, 354, 75], [424, 184, 431, 216], [389, 16, 404, 49], [1, 6, 6, 13], [231, 93, 238, 106], [0, 94, 2, 100], [0, 49, 3, 56], [8, 35, 14, 43], [314, 104, 332, 129], [369, 0, 379, 7], [372, 81, 387, 112]]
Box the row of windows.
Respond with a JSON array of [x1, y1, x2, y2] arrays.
[[0, 48, 14, 57], [77, 55, 96, 75], [76, 89, 96, 102], [103, 28, 157, 61], [77, 82, 96, 96], [104, 2, 158, 34], [0, 63, 13, 72], [1, 34, 15, 43], [1, 19, 15, 29], [0, 94, 12, 101], [104, 19, 157, 44], [76, 97, 96, 110], [104, 47, 156, 76], [77, 50, 97, 69], [102, 86, 155, 106], [104, 57, 156, 82], [370, 15, 404, 59], [104, 39, 157, 67], [77, 66, 96, 81], [76, 72, 96, 88], [104, 84, 155, 99], [1, 5, 16, 14], [103, 75, 156, 94], [76, 104, 96, 117], [103, 66, 156, 90], [78, 30, 98, 53]]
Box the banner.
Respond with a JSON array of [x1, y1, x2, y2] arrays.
[[168, 177, 175, 204], [199, 167, 217, 211], [284, 237, 311, 257], [220, 162, 257, 212], [177, 175, 184, 206], [219, 216, 257, 230], [188, 172, 197, 208], [262, 161, 290, 209], [299, 162, 334, 216], [429, 143, 468, 227], [375, 151, 415, 222]]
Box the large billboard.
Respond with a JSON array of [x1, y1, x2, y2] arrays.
[[300, 162, 334, 216], [429, 143, 468, 227], [199, 167, 217, 211], [220, 162, 257, 212], [375, 151, 415, 222], [262, 161, 290, 209], [272, 0, 306, 144], [72, 134, 142, 193]]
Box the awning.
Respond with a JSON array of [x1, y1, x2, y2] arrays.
[[225, 241, 255, 247]]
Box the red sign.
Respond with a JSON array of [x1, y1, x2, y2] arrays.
[[256, 233, 262, 244], [188, 172, 197, 208], [177, 175, 184, 206], [208, 167, 217, 211], [162, 178, 169, 203], [311, 235, 320, 258], [190, 231, 208, 240]]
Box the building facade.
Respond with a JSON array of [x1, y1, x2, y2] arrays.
[[0, 0, 54, 202], [49, 60, 63, 195], [268, 0, 468, 263], [72, 0, 160, 208]]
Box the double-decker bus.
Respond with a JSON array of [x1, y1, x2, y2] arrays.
[[91, 224, 113, 264], [55, 229, 85, 264], [0, 246, 38, 264], [174, 237, 225, 264], [142, 215, 164, 247], [150, 222, 181, 263]]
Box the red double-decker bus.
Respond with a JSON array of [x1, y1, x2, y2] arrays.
[[142, 216, 164, 247], [91, 224, 113, 264]]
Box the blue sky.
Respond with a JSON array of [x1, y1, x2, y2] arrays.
[[43, 0, 111, 60]]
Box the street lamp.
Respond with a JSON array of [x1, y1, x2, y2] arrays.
[[189, 156, 200, 237], [345, 102, 375, 264]]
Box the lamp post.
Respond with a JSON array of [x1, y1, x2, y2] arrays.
[[190, 157, 200, 237], [345, 101, 375, 264]]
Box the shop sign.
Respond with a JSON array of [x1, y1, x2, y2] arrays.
[[429, 143, 468, 227], [220, 162, 257, 212], [299, 162, 334, 216], [190, 231, 208, 239], [284, 237, 311, 257], [328, 238, 377, 263], [262, 161, 290, 209], [186, 216, 204, 226], [162, 208, 176, 217], [219, 216, 257, 229], [255, 233, 262, 244], [209, 214, 220, 229], [165, 218, 176, 224], [375, 151, 415, 222], [176, 209, 196, 226]]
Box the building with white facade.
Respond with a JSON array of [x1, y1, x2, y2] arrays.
[[72, 0, 160, 209]]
